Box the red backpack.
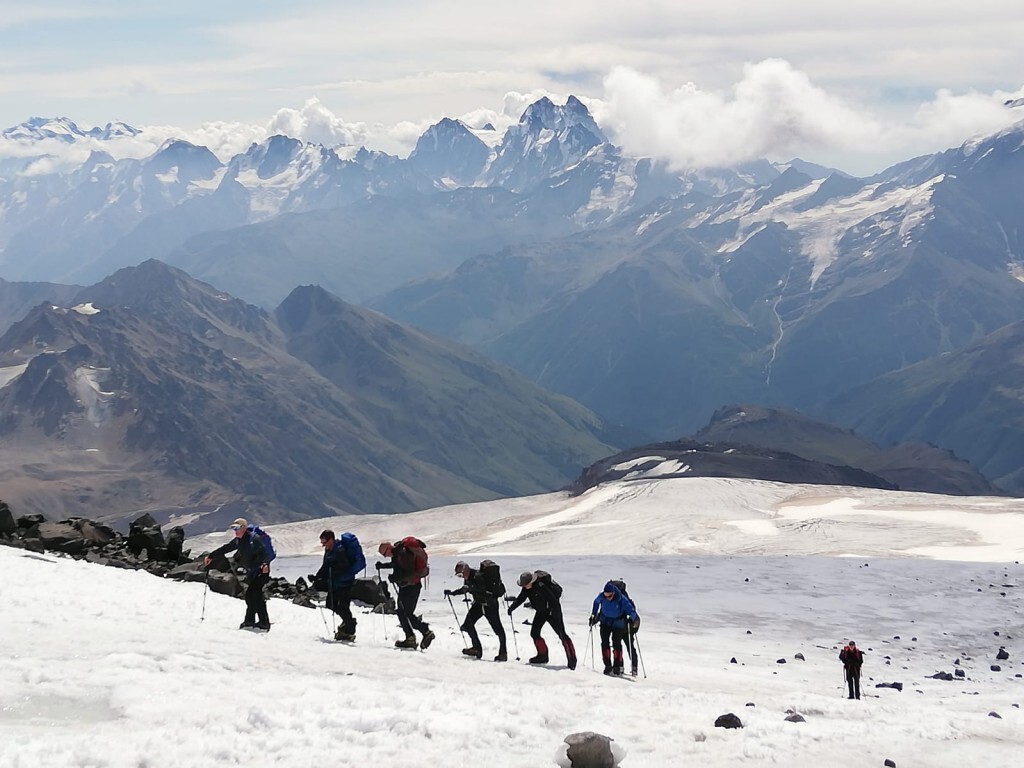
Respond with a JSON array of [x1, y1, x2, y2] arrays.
[[400, 536, 429, 580]]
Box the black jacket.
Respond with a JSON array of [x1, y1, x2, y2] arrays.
[[450, 569, 498, 604], [210, 531, 268, 577], [508, 572, 560, 613], [840, 646, 864, 671]]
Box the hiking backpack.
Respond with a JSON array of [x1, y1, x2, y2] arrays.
[[340, 532, 366, 574], [610, 578, 631, 601], [478, 559, 506, 597], [400, 536, 429, 579], [248, 525, 276, 562], [536, 569, 563, 598]]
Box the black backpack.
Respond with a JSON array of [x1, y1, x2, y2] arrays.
[[478, 559, 506, 597], [536, 570, 563, 598]]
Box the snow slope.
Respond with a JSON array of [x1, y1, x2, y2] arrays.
[[4, 476, 1024, 767]]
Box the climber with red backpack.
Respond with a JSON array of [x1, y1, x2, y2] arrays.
[[445, 560, 508, 661], [203, 517, 274, 631], [376, 537, 435, 650], [508, 569, 577, 669], [839, 640, 865, 699]]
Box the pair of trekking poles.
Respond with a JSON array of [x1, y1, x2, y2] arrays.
[[446, 592, 521, 661], [584, 621, 647, 678]]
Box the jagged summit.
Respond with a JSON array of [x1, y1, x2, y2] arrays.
[[2, 117, 140, 142]]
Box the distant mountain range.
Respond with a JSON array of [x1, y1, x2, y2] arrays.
[[0, 261, 620, 530], [2, 97, 1023, 497]]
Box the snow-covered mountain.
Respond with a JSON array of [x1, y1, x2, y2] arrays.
[[1, 116, 139, 142], [3, 102, 1024, 497]]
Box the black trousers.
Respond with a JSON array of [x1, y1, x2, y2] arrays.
[[845, 668, 861, 699], [462, 599, 506, 650], [397, 583, 429, 637], [327, 585, 355, 633], [531, 604, 569, 642], [244, 571, 270, 625], [600, 623, 627, 663]]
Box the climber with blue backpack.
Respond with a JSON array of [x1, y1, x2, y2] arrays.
[[312, 529, 366, 641], [204, 517, 275, 631]]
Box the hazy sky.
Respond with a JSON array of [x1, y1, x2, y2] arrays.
[[1, 1, 1023, 175]]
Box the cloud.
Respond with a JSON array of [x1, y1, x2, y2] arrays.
[[266, 98, 369, 147], [599, 60, 1024, 175]]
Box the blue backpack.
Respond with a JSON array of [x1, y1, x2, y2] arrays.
[[248, 525, 276, 562], [340, 532, 366, 574]]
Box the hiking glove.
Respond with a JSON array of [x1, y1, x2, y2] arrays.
[[631, 617, 641, 631], [588, 615, 598, 626], [444, 589, 453, 597]]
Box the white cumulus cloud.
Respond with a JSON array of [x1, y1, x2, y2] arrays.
[[599, 60, 1024, 175]]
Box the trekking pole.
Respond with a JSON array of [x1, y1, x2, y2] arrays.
[[316, 596, 331, 638], [632, 629, 647, 679], [326, 568, 336, 637], [587, 623, 596, 670], [500, 596, 520, 661], [446, 594, 468, 645], [200, 568, 209, 622], [379, 579, 389, 641]]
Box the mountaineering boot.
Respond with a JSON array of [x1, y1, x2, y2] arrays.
[[420, 629, 436, 649], [462, 646, 483, 659], [530, 637, 549, 664], [335, 626, 356, 642], [603, 664, 613, 675], [255, 621, 271, 631], [613, 665, 624, 676], [395, 635, 418, 649], [494, 650, 508, 662], [562, 637, 577, 670], [631, 665, 638, 677], [239, 621, 256, 630]]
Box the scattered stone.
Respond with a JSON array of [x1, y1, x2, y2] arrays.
[[991, 665, 1002, 672], [884, 760, 897, 767], [784, 713, 805, 723], [988, 712, 1002, 719], [927, 672, 953, 681], [776, 658, 787, 664], [997, 648, 1010, 661], [559, 731, 622, 768], [876, 682, 903, 692], [746, 630, 752, 635], [954, 669, 965, 678], [693, 733, 706, 742], [730, 657, 737, 664], [714, 713, 743, 729], [745, 702, 755, 707], [0, 502, 16, 537], [794, 653, 805, 661]]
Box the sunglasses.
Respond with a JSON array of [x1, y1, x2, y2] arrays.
[[230, 525, 242, 531]]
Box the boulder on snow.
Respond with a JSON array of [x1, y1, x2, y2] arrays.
[[0, 502, 16, 536], [714, 713, 744, 729], [996, 647, 1010, 661], [555, 731, 624, 768]]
